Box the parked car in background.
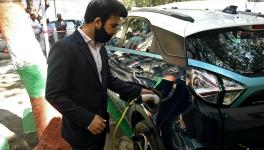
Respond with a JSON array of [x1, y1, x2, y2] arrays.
[[106, 5, 264, 150], [49, 19, 83, 41]]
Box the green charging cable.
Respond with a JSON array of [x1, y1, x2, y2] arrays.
[[112, 99, 136, 150], [238, 144, 250, 150]]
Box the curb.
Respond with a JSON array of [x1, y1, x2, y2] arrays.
[[22, 108, 36, 133], [0, 135, 9, 150]]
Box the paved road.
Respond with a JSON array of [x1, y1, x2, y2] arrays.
[[0, 56, 133, 150]]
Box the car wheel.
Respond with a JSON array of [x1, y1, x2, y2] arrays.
[[172, 130, 187, 150], [133, 121, 159, 150]]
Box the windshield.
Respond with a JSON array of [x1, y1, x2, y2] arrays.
[[186, 27, 264, 76]]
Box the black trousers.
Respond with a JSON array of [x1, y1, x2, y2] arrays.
[[71, 132, 106, 150]]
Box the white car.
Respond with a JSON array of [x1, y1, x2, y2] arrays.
[[106, 5, 264, 150], [49, 19, 83, 40]]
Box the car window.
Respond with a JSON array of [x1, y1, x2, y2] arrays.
[[123, 18, 155, 53], [106, 19, 127, 47], [186, 27, 264, 75], [66, 21, 75, 30]]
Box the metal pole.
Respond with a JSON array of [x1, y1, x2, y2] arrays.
[[41, 0, 50, 57], [54, 0, 57, 18], [244, 0, 248, 11]]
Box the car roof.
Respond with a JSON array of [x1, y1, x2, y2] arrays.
[[129, 8, 264, 37]]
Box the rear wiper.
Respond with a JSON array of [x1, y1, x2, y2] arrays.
[[252, 67, 264, 74]]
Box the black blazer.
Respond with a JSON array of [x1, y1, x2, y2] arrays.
[[45, 30, 142, 147]]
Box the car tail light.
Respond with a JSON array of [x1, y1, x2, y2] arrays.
[[252, 25, 264, 30], [222, 77, 245, 105], [187, 68, 245, 105], [187, 68, 222, 104]]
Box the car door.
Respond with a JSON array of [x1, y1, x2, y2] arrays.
[[106, 17, 158, 111]]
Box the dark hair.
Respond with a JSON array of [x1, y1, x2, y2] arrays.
[[84, 0, 127, 24]]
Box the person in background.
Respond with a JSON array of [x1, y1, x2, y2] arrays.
[[29, 13, 42, 41], [45, 0, 157, 149], [55, 13, 67, 40], [46, 18, 55, 47]]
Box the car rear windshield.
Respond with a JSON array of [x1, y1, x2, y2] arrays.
[[186, 27, 264, 76]]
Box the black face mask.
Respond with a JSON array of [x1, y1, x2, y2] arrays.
[[94, 26, 113, 43]]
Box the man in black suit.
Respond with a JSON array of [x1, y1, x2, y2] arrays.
[[45, 0, 155, 149]]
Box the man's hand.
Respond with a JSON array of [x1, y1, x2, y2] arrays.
[[87, 114, 106, 135], [141, 94, 160, 104], [139, 89, 160, 104], [140, 88, 154, 94]]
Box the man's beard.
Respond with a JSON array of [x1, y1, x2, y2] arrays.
[[94, 26, 113, 43]]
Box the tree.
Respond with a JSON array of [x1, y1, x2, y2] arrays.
[[25, 0, 49, 19], [0, 0, 70, 149], [122, 0, 198, 7]]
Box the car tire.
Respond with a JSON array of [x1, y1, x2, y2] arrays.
[[133, 120, 159, 150], [171, 130, 187, 150]]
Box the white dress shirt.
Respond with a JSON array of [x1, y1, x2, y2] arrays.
[[30, 19, 42, 35], [77, 27, 104, 130], [77, 27, 102, 83]]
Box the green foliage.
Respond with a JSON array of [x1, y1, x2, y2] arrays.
[[25, 0, 50, 20], [122, 0, 200, 7]]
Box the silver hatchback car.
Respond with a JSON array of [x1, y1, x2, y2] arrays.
[[106, 5, 264, 150]]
